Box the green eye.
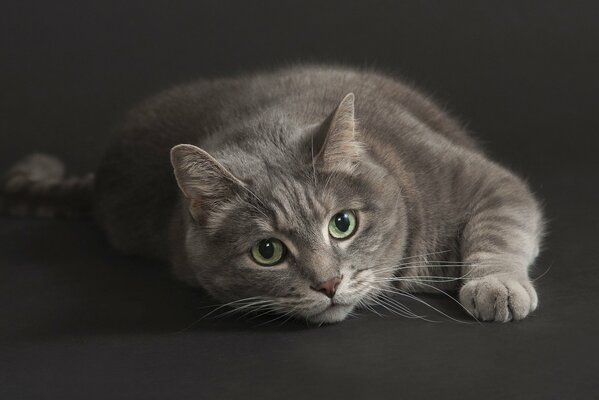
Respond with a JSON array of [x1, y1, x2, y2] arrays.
[[251, 238, 286, 266], [328, 210, 357, 239]]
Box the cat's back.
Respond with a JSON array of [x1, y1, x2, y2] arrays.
[[263, 65, 477, 150], [120, 65, 476, 151]]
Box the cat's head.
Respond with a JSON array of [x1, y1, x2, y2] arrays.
[[170, 94, 407, 323]]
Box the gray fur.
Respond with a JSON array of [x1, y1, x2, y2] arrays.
[[3, 65, 544, 324]]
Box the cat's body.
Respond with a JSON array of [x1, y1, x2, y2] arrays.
[[2, 65, 543, 323]]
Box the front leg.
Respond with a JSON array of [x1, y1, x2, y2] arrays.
[[458, 169, 544, 322]]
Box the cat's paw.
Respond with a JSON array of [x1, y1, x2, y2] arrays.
[[459, 275, 538, 322]]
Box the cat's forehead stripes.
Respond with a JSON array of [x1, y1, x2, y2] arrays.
[[267, 177, 328, 237]]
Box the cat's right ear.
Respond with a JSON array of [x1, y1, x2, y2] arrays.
[[313, 93, 363, 173], [170, 144, 243, 222]]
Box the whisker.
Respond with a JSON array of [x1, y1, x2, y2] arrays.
[[373, 275, 471, 284], [401, 281, 481, 324], [195, 295, 266, 311], [373, 261, 503, 276], [212, 299, 275, 319], [173, 296, 273, 333], [238, 302, 282, 320], [377, 286, 473, 324], [256, 309, 297, 327], [377, 293, 433, 321], [245, 304, 286, 321], [364, 291, 414, 319], [531, 263, 552, 282], [373, 261, 470, 272], [358, 297, 383, 317], [276, 313, 297, 326], [396, 249, 452, 261]]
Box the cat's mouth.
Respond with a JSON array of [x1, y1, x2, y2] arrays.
[[330, 299, 350, 307], [307, 301, 355, 324]]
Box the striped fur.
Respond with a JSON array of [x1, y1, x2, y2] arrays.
[[5, 65, 545, 324]]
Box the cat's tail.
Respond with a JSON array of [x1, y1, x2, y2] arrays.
[[0, 154, 94, 218]]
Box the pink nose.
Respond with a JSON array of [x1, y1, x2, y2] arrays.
[[311, 277, 342, 298]]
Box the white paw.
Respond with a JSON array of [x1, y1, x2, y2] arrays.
[[459, 275, 538, 322]]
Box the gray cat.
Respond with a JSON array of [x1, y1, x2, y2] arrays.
[[1, 65, 544, 324]]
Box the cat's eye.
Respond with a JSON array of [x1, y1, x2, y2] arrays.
[[328, 210, 357, 239], [251, 238, 286, 266]]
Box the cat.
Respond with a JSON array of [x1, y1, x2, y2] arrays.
[[1, 65, 544, 324]]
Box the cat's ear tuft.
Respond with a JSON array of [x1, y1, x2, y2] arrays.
[[314, 93, 362, 172], [170, 144, 243, 222]]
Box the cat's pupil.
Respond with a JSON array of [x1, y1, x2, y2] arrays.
[[258, 239, 275, 259], [334, 213, 351, 232]]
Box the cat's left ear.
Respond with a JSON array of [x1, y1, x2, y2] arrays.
[[170, 144, 244, 222], [313, 93, 363, 172]]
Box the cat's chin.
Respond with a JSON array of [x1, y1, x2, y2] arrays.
[[306, 303, 354, 324]]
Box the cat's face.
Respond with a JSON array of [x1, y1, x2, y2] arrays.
[[171, 94, 407, 323]]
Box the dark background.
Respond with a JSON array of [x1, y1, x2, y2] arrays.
[[1, 1, 598, 399]]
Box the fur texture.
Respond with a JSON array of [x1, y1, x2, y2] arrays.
[[2, 65, 544, 324]]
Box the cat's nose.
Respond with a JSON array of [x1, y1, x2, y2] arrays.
[[311, 276, 342, 298]]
